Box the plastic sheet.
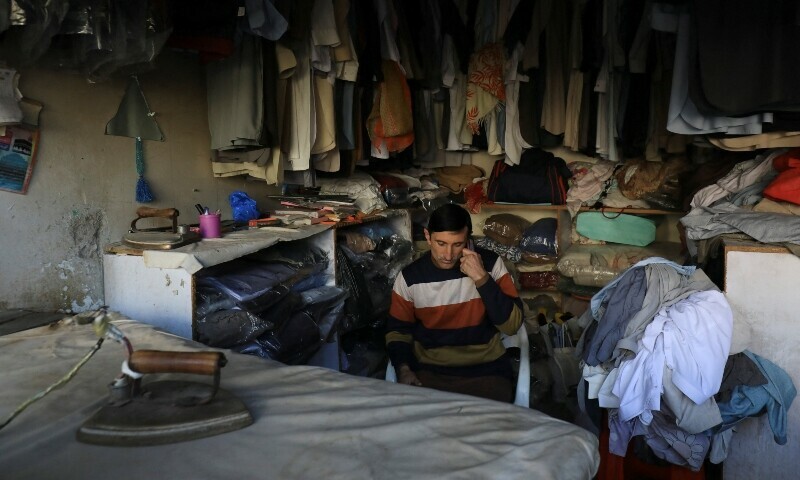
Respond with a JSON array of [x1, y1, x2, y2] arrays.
[[195, 247, 330, 339], [196, 288, 303, 348], [15, 0, 173, 82], [519, 218, 558, 255], [613, 157, 690, 210], [482, 214, 531, 247], [194, 309, 274, 348], [0, 0, 70, 67], [299, 286, 348, 342], [228, 286, 348, 365], [229, 190, 260, 222], [409, 187, 451, 207], [520, 251, 558, 264], [198, 261, 298, 303], [336, 245, 375, 332], [518, 271, 559, 290], [335, 231, 413, 331], [248, 244, 330, 273], [383, 187, 411, 206], [475, 235, 522, 262], [615, 157, 691, 203], [420, 196, 453, 213], [291, 272, 332, 293], [338, 231, 376, 254], [557, 242, 686, 287], [234, 308, 322, 365]]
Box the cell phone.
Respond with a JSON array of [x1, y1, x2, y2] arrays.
[[467, 238, 475, 251]]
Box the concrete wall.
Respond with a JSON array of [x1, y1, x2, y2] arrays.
[[724, 249, 800, 480], [0, 50, 279, 312]]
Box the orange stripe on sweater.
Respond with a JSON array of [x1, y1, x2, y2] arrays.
[[495, 273, 520, 298], [389, 291, 416, 323], [414, 297, 487, 329]]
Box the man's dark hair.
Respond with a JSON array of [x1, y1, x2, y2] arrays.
[[427, 203, 472, 236]]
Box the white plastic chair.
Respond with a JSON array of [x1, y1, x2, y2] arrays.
[[385, 323, 530, 407]]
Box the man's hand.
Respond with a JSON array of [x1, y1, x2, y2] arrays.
[[459, 248, 489, 286], [397, 364, 422, 386]]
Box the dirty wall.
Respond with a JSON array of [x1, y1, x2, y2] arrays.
[[0, 50, 279, 312]]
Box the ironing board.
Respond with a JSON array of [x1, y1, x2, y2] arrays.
[[0, 319, 599, 479]]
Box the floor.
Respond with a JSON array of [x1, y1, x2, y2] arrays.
[[0, 309, 65, 336]]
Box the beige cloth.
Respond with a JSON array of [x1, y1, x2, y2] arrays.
[[212, 148, 283, 184], [708, 132, 800, 151], [311, 0, 341, 46], [312, 148, 341, 172], [311, 73, 336, 155], [275, 43, 297, 79], [333, 0, 359, 81], [282, 43, 313, 171], [436, 164, 485, 193], [753, 197, 800, 216], [332, 0, 352, 60]]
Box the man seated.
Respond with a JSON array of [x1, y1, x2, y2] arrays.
[[385, 203, 524, 403]]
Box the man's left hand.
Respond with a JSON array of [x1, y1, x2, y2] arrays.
[[460, 248, 489, 286]]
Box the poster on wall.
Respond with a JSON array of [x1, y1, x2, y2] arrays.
[[0, 125, 39, 194]]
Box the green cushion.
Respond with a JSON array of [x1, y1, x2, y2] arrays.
[[575, 212, 656, 247]]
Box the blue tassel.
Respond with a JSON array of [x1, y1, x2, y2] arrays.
[[134, 136, 155, 203], [136, 176, 154, 203]]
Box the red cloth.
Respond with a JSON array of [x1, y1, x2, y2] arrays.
[[763, 148, 800, 205]]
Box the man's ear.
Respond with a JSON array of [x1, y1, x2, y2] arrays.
[[424, 229, 431, 244]]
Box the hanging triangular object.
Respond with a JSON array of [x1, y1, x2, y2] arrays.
[[105, 76, 164, 141]]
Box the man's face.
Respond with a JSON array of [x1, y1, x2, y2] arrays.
[[425, 227, 469, 269]]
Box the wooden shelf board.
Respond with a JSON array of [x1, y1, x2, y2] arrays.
[[473, 203, 684, 216], [578, 206, 685, 215], [723, 239, 792, 255], [478, 203, 564, 211]]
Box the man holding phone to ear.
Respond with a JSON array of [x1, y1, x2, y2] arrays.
[[386, 203, 524, 403]]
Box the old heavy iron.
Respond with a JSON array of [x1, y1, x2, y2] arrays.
[[121, 206, 200, 249], [77, 349, 253, 446]]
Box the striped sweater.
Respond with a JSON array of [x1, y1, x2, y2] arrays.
[[386, 247, 523, 379]]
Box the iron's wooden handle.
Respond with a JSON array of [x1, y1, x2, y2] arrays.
[[136, 207, 178, 219], [129, 350, 226, 376], [131, 207, 180, 233]]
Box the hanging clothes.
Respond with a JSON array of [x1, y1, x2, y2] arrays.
[[282, 40, 314, 171], [206, 34, 265, 151], [465, 42, 506, 135], [653, 5, 773, 136], [502, 44, 532, 165], [367, 60, 414, 155]]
